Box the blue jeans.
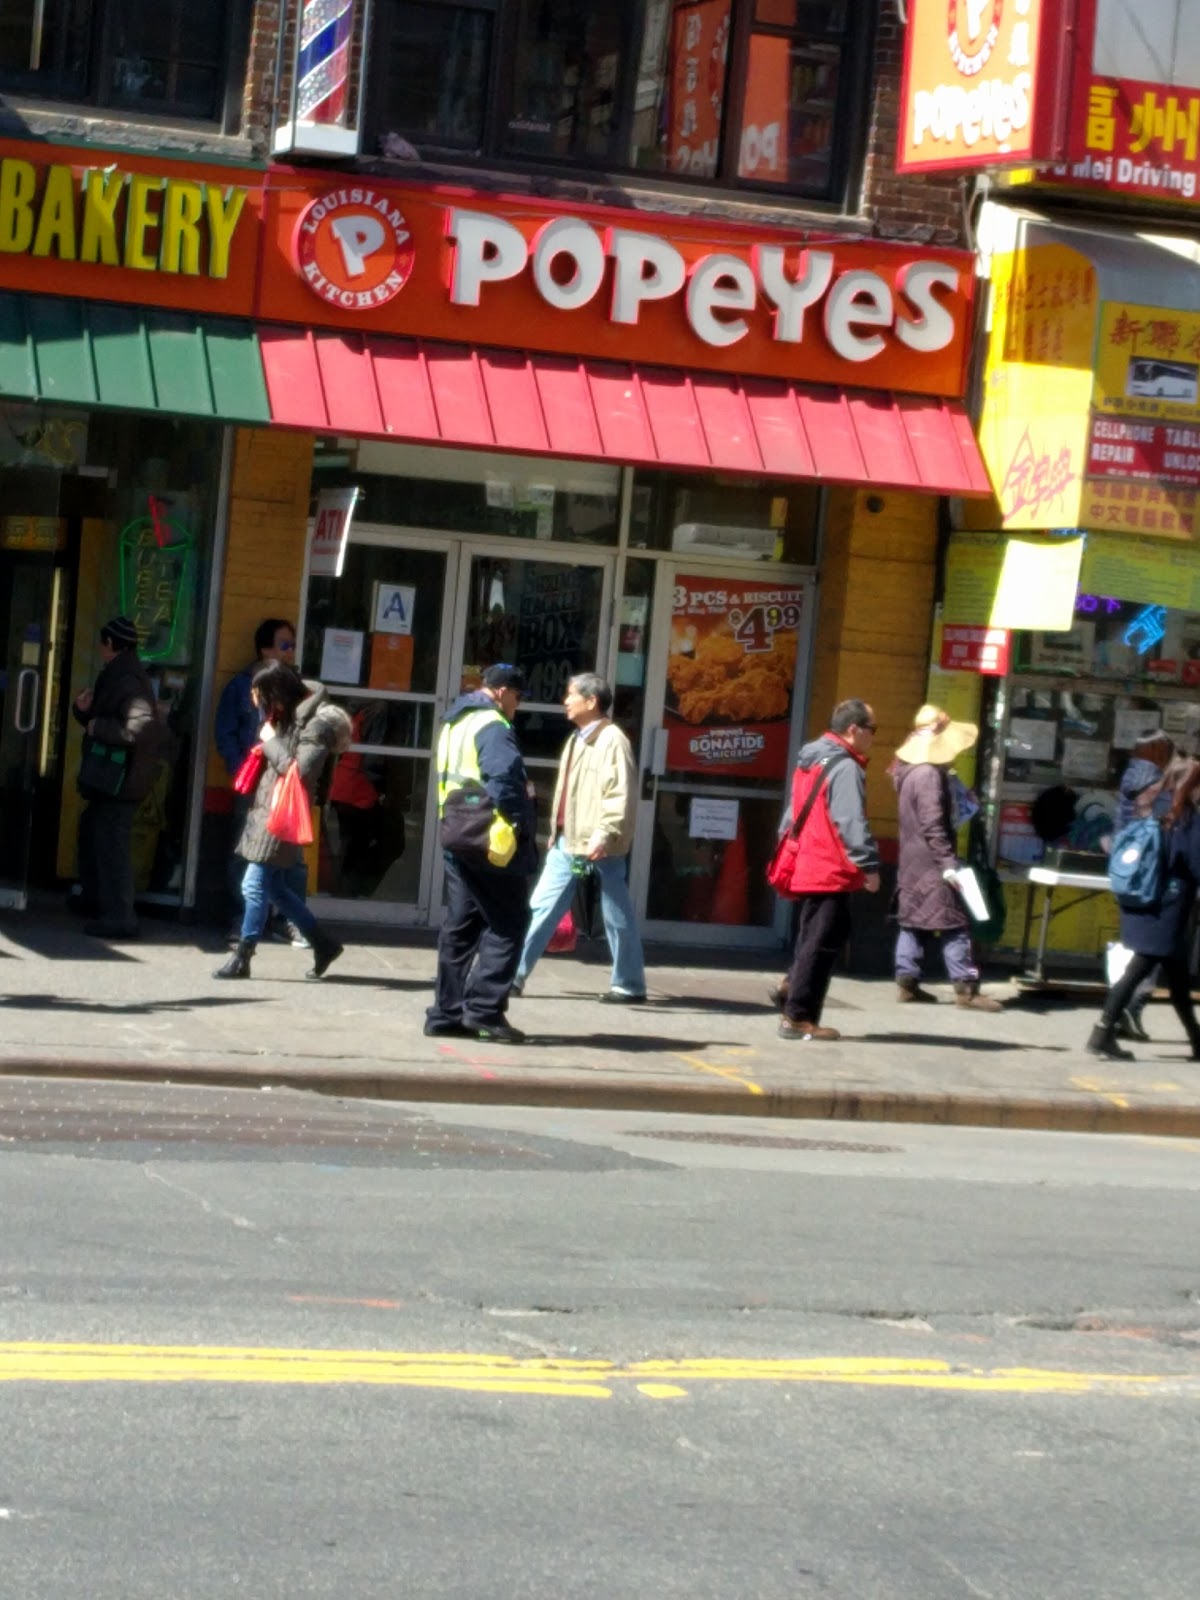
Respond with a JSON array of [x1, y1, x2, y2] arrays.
[[518, 837, 646, 995], [240, 862, 318, 943]]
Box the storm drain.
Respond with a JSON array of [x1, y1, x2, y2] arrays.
[[624, 1131, 901, 1154]]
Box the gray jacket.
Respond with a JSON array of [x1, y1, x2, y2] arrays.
[[236, 683, 351, 868]]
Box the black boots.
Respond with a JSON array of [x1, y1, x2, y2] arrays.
[[1086, 1023, 1134, 1061], [897, 976, 938, 1003], [307, 926, 344, 980], [214, 939, 255, 979]]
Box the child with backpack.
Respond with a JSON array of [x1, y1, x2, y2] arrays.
[[1089, 755, 1200, 1061]]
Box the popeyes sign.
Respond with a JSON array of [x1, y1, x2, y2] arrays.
[[898, 0, 1092, 172], [269, 176, 976, 396]]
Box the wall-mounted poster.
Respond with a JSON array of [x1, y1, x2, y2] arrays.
[[664, 575, 803, 778]]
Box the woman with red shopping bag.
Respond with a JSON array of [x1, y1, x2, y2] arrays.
[[215, 660, 351, 980]]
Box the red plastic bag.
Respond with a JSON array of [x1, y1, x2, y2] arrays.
[[232, 745, 264, 796], [546, 909, 577, 953], [266, 761, 314, 846]]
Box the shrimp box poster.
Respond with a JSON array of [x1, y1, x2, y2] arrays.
[[664, 575, 803, 777]]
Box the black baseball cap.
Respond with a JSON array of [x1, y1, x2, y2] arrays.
[[482, 663, 527, 694]]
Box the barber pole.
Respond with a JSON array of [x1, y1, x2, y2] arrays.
[[274, 0, 367, 157]]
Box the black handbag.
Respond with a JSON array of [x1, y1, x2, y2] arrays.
[[78, 735, 129, 798], [439, 782, 495, 860]]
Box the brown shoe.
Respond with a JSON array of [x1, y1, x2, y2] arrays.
[[778, 1017, 841, 1041], [897, 977, 937, 1003], [954, 982, 1003, 1013]]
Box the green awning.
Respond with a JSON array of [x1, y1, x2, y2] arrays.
[[0, 292, 271, 424]]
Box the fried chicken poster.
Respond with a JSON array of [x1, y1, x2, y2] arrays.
[[665, 577, 803, 777]]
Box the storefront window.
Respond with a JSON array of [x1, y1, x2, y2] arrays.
[[630, 470, 819, 562], [504, 0, 625, 160], [374, 1, 493, 149]]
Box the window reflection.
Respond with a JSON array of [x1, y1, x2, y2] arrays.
[[505, 0, 626, 159], [377, 1, 492, 150]]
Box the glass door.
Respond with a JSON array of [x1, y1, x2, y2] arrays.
[[299, 527, 461, 923], [447, 541, 615, 852], [0, 553, 70, 909], [629, 558, 815, 947]]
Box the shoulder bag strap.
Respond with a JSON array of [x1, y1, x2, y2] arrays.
[[785, 751, 851, 843]]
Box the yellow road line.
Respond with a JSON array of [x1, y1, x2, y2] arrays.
[[672, 1051, 765, 1095], [0, 1345, 1190, 1399]]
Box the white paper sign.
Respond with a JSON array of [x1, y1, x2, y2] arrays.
[[320, 627, 364, 684], [1008, 717, 1057, 762], [373, 582, 416, 635], [1062, 738, 1109, 784], [309, 487, 359, 578], [688, 797, 739, 841], [1112, 708, 1161, 749]]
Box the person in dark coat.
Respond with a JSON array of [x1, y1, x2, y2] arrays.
[[425, 664, 537, 1046], [71, 616, 164, 940], [1089, 755, 1200, 1061], [1106, 732, 1174, 1041], [214, 661, 351, 981], [892, 704, 1001, 1012]]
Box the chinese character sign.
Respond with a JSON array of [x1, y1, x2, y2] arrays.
[[664, 577, 803, 778], [667, 0, 731, 177], [1093, 302, 1200, 423]]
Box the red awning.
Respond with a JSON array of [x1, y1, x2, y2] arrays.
[[258, 326, 993, 496]]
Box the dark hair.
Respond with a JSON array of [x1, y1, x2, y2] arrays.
[[251, 660, 306, 730], [1164, 756, 1200, 824], [482, 663, 527, 693], [569, 672, 613, 715], [830, 698, 871, 735], [254, 617, 294, 657]]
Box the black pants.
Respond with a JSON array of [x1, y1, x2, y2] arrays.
[[1102, 950, 1199, 1046], [785, 892, 852, 1023], [427, 855, 530, 1029], [78, 797, 137, 932]]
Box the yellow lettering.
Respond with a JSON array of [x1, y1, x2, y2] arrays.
[[31, 164, 78, 260], [80, 170, 124, 265], [204, 186, 247, 279], [124, 174, 162, 271], [0, 159, 37, 254], [159, 179, 204, 275]]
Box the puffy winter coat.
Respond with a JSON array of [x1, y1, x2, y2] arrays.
[[779, 733, 878, 894], [235, 683, 351, 868], [894, 760, 966, 931]]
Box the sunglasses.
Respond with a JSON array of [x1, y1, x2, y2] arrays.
[[860, 721, 878, 734], [276, 640, 296, 653]]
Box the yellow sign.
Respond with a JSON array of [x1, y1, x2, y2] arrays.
[[1093, 302, 1200, 424], [944, 532, 1084, 629], [1080, 530, 1200, 611], [0, 514, 66, 550], [1080, 478, 1199, 539]]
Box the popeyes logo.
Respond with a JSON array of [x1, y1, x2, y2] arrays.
[[897, 0, 1081, 173], [295, 187, 415, 309]]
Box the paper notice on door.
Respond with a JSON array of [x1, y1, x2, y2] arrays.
[[1112, 707, 1161, 749], [1062, 738, 1109, 784], [688, 797, 739, 840], [1008, 717, 1057, 762], [320, 627, 364, 685]]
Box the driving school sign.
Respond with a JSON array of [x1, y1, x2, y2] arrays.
[[898, 0, 1089, 172]]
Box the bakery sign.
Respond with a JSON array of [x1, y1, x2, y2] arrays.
[[897, 0, 1092, 172]]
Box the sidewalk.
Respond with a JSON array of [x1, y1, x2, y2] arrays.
[[2, 909, 1200, 1138]]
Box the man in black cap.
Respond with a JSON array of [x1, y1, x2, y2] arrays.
[[71, 616, 163, 939], [425, 664, 537, 1044]]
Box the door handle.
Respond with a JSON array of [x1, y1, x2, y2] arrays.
[[14, 667, 39, 734]]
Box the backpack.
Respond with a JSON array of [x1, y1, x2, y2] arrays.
[[1107, 815, 1166, 909]]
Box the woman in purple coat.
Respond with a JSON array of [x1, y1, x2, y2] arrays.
[[892, 705, 1002, 1012], [1088, 756, 1200, 1061]]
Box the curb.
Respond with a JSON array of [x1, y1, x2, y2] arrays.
[[4, 1055, 1200, 1139]]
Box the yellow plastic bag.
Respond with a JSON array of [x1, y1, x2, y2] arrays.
[[487, 813, 517, 867]]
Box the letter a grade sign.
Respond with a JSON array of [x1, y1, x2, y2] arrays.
[[309, 487, 360, 578], [373, 581, 416, 635]]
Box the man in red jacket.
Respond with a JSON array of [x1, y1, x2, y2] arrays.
[[776, 698, 880, 1041]]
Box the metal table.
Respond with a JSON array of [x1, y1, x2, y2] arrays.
[[1018, 865, 1111, 988]]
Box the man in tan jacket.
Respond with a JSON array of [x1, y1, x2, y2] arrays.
[[511, 672, 646, 1003]]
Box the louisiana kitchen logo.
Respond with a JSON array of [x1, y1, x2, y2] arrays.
[[948, 0, 1004, 76], [295, 187, 415, 309]]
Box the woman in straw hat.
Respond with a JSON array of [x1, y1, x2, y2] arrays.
[[892, 705, 1001, 1011]]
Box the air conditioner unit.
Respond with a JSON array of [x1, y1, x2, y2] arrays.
[[671, 522, 778, 560]]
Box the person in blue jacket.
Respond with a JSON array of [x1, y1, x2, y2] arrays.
[[1106, 731, 1174, 1041], [1089, 754, 1200, 1061], [425, 665, 537, 1045], [214, 618, 308, 942]]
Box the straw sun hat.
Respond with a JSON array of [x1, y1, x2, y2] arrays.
[[894, 703, 978, 766]]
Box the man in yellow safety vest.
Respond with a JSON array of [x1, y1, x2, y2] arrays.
[[425, 663, 536, 1045]]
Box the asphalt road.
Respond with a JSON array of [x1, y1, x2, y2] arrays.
[[1, 1079, 1199, 1599]]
